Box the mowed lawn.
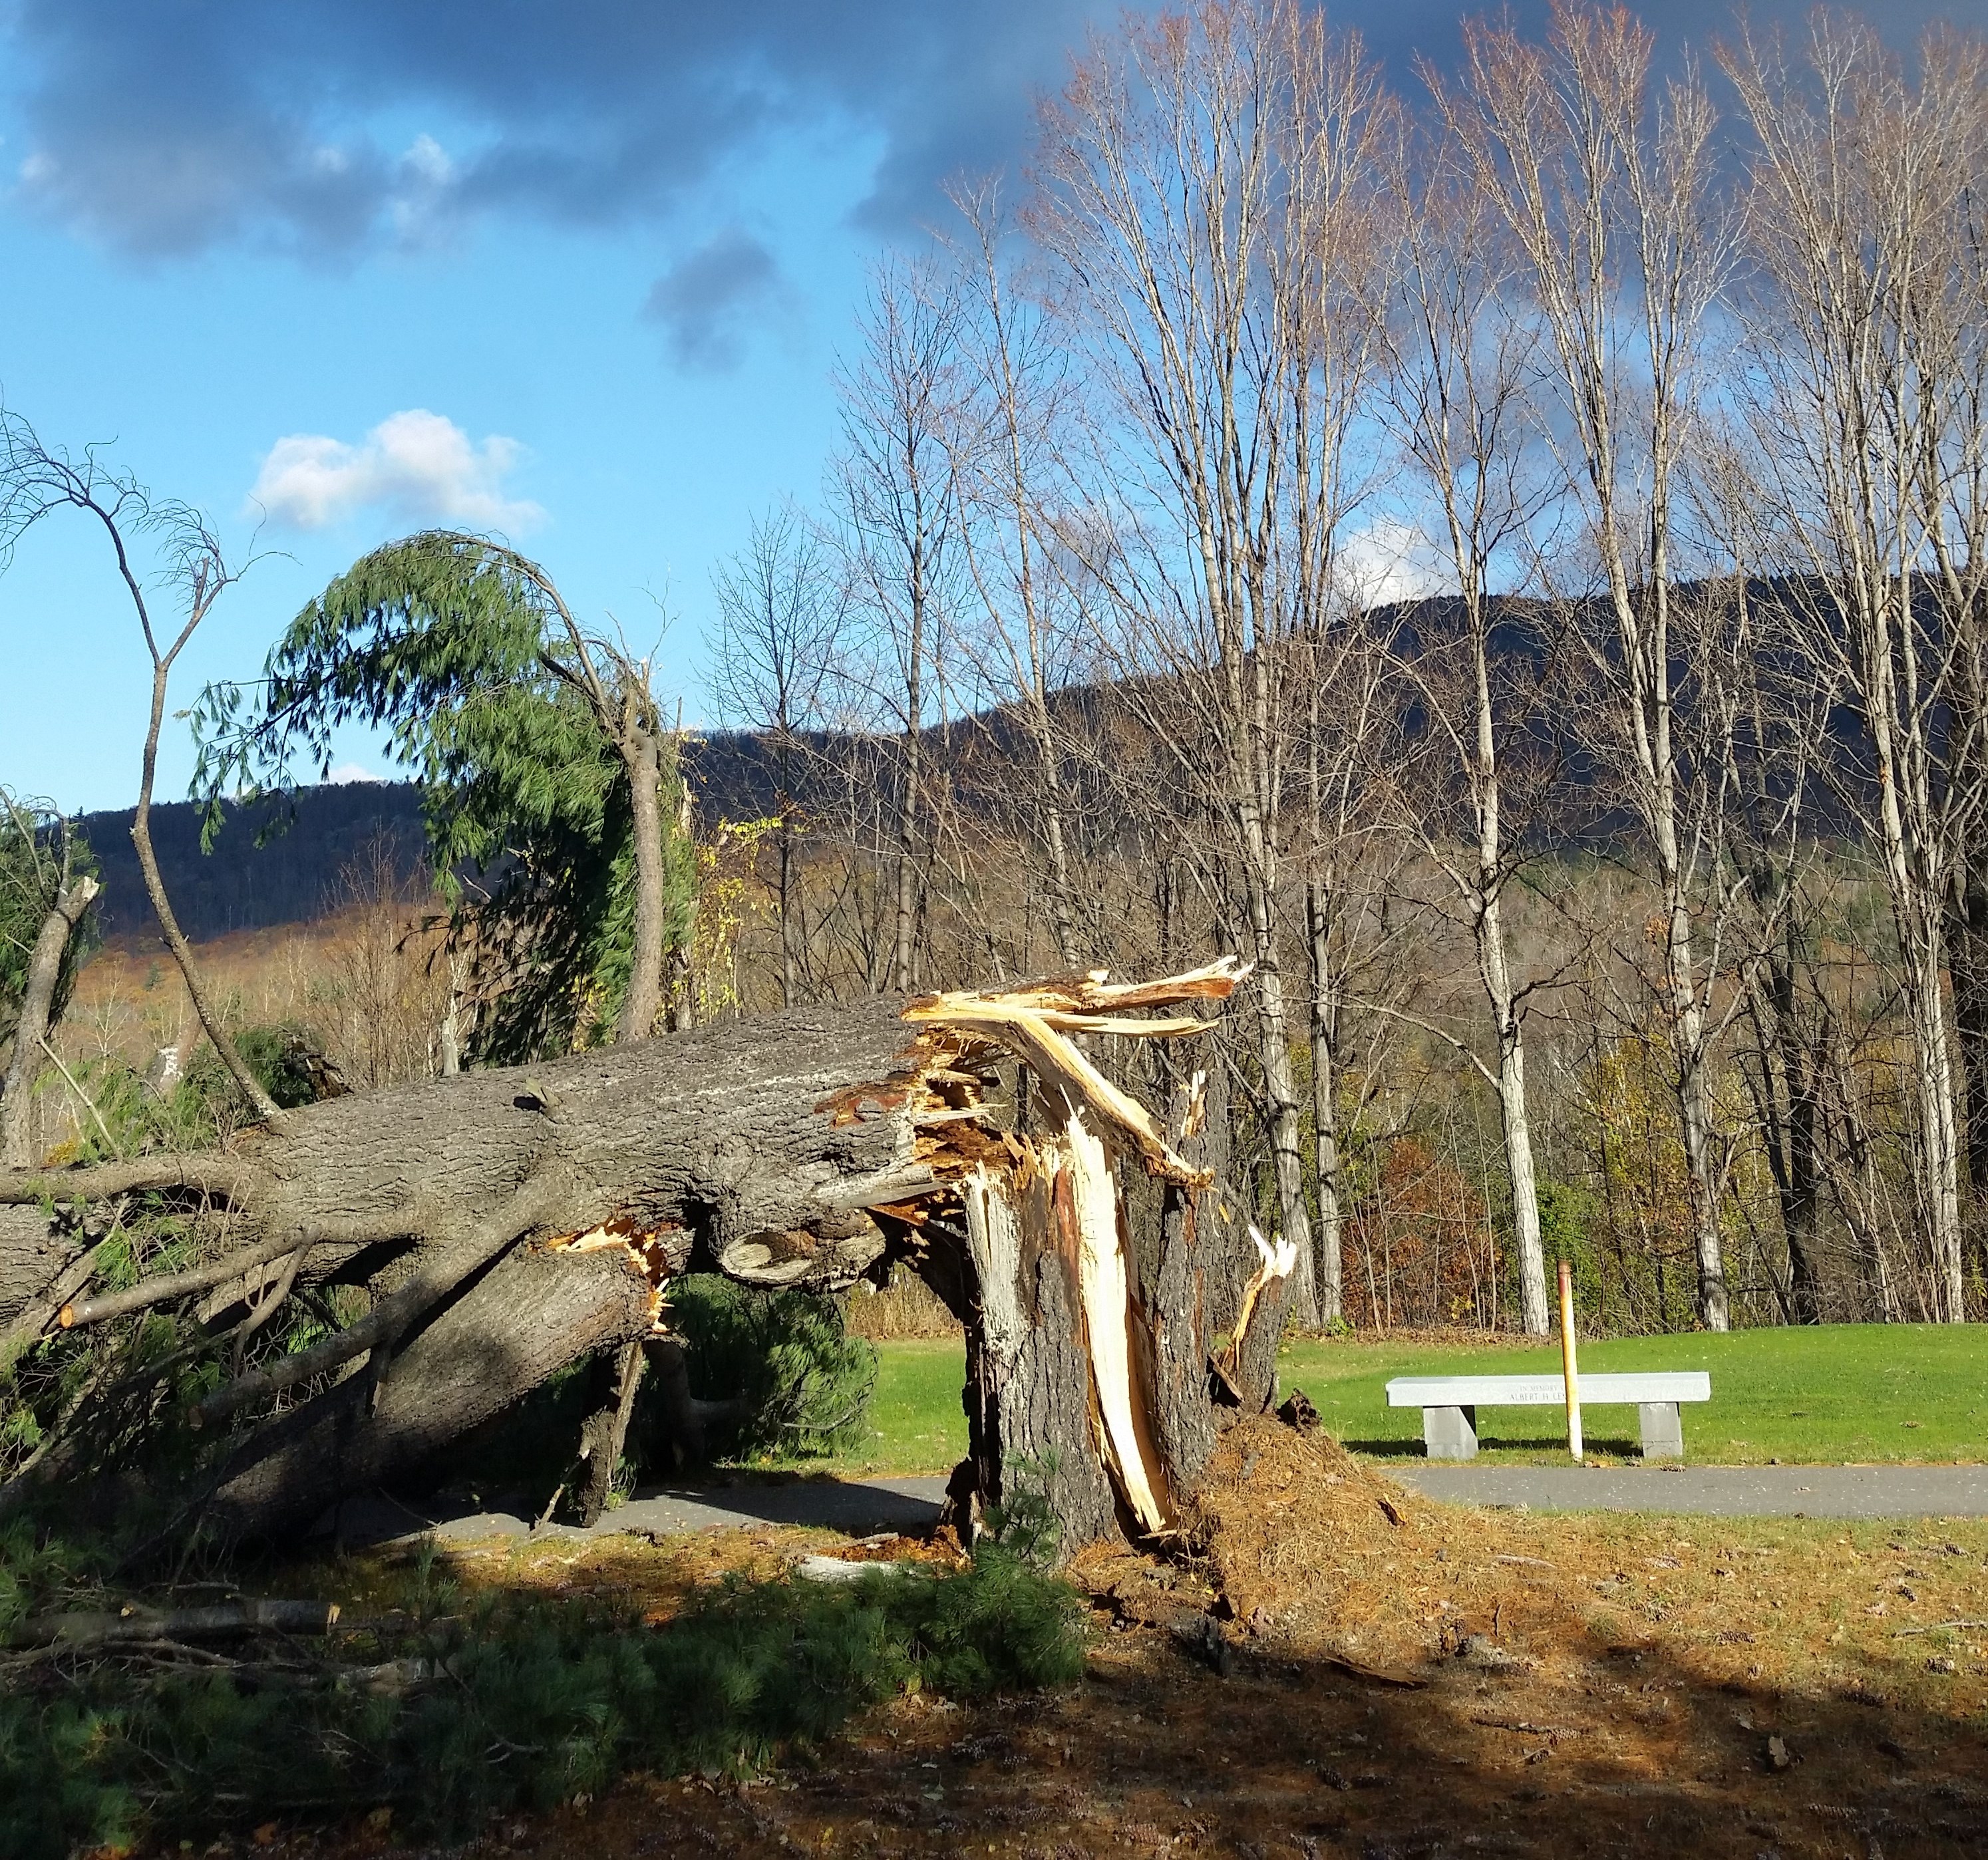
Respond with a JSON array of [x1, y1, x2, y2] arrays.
[[834, 1338, 971, 1475], [818, 1324, 1988, 1475], [1278, 1324, 1988, 1466]]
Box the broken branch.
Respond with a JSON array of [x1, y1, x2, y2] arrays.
[[59, 1229, 302, 1332], [9, 1598, 340, 1649], [190, 1171, 566, 1430]]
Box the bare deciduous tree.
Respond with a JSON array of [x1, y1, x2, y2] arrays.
[[1724, 17, 1988, 1319], [712, 502, 847, 1005], [1375, 100, 1561, 1332], [832, 257, 967, 995], [944, 178, 1088, 968], [0, 411, 278, 1122], [1456, 1, 1740, 1326], [0, 796, 99, 1168], [1031, 0, 1393, 1322]]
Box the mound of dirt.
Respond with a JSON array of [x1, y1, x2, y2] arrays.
[[1070, 1414, 1442, 1680], [1190, 1414, 1427, 1621]]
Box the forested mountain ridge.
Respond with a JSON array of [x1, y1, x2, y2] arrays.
[[69, 583, 1853, 947], [74, 738, 797, 943], [79, 782, 432, 942]]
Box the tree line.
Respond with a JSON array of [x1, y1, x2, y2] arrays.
[[5, 0, 1985, 1346], [698, 0, 1988, 1338]]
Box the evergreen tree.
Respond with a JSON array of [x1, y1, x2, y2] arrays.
[[196, 532, 695, 1062]]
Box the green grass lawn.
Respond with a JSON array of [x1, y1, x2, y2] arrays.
[[745, 1338, 969, 1477], [780, 1324, 1987, 1477], [1278, 1324, 1988, 1466]]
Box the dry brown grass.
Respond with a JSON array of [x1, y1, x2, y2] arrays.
[[61, 898, 448, 1082], [845, 1264, 963, 1340], [222, 1416, 1988, 1860]]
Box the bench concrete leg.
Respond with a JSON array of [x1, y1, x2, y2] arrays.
[[1638, 1401, 1683, 1461], [1423, 1404, 1478, 1461]]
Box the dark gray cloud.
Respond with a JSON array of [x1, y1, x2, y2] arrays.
[[0, 0, 1112, 256], [5, 0, 1985, 259], [643, 228, 793, 373]]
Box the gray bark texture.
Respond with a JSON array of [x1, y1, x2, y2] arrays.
[[0, 872, 99, 1169], [3, 969, 1275, 1557]]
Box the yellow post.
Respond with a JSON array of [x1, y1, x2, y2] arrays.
[[1558, 1256, 1583, 1463]]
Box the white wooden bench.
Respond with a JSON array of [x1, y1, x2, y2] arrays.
[[1386, 1372, 1712, 1462]]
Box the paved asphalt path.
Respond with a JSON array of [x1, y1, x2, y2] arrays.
[[1394, 1462, 1988, 1518], [333, 1477, 952, 1549], [337, 1462, 1988, 1547]]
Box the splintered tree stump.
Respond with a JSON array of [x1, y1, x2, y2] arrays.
[[1, 964, 1292, 1553]]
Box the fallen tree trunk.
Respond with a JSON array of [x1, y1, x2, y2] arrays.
[[1, 965, 1288, 1554], [9, 1598, 340, 1649]]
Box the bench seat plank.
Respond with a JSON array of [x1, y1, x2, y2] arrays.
[[1385, 1372, 1710, 1408]]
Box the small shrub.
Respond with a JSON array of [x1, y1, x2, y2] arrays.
[[665, 1276, 878, 1459]]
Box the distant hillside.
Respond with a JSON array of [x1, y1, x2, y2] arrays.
[[75, 583, 1790, 950], [80, 783, 432, 943], [75, 740, 793, 945]]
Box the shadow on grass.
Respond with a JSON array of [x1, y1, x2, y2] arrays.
[[1345, 1432, 1644, 1460]]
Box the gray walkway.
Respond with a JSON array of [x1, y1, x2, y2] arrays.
[[334, 1476, 950, 1549], [1393, 1462, 1988, 1518], [336, 1462, 1988, 1549]]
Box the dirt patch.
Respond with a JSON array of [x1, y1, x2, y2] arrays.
[[174, 1426, 1988, 1859]]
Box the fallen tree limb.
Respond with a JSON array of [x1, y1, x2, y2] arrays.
[[202, 1240, 656, 1542], [9, 1598, 341, 1649], [0, 1154, 254, 1207], [57, 1229, 303, 1333], [3, 966, 1277, 1559], [190, 1171, 567, 1430]]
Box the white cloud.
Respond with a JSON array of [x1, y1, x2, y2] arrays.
[[248, 408, 544, 533], [387, 134, 458, 245], [1336, 516, 1448, 608], [399, 133, 452, 188], [327, 762, 381, 784]]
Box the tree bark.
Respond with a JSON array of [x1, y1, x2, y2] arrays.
[[1494, 1014, 1549, 1337], [206, 1242, 654, 1544], [133, 655, 280, 1126], [893, 625, 924, 997], [665, 769, 697, 1034], [3, 966, 1263, 1557], [1, 873, 98, 1169], [1748, 929, 1824, 1325], [940, 1055, 1279, 1550], [1477, 880, 1548, 1336], [1949, 864, 1988, 1287], [617, 728, 668, 1044], [1305, 879, 1345, 1326], [1237, 817, 1316, 1329], [576, 1338, 647, 1525]]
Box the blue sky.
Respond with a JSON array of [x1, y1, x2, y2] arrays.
[[1, 0, 1979, 814]]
